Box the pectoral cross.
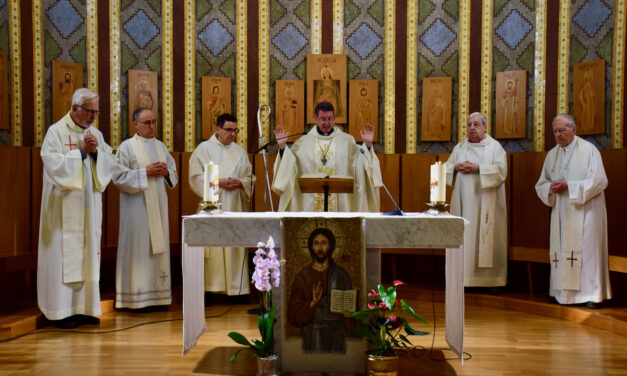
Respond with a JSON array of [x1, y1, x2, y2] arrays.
[[64, 134, 77, 150], [321, 155, 328, 166], [567, 251, 578, 267], [552, 253, 559, 268], [160, 272, 169, 283]]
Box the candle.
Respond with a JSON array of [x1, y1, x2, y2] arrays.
[[203, 162, 220, 202], [430, 161, 446, 203]]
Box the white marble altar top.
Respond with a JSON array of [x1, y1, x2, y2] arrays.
[[183, 211, 464, 248]]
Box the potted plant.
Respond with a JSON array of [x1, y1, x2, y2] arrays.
[[351, 281, 429, 375], [228, 236, 284, 375]]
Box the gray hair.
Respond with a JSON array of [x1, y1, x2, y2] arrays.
[[72, 88, 99, 106], [468, 112, 487, 126], [553, 114, 576, 128]]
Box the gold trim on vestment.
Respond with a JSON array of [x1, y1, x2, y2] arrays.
[[184, 0, 195, 152], [458, 0, 470, 141], [613, 0, 626, 149], [110, 0, 121, 149], [33, 0, 45, 145], [557, 1, 570, 114], [162, 0, 173, 151], [9, 0, 22, 146], [406, 0, 418, 153], [384, 0, 395, 154], [480, 0, 493, 133], [534, 0, 547, 152], [236, 0, 248, 148]]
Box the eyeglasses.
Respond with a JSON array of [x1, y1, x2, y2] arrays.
[[79, 105, 100, 115], [138, 119, 157, 126], [220, 127, 239, 134], [317, 117, 334, 123]]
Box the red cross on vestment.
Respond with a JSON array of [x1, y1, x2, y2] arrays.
[[64, 134, 77, 150], [567, 251, 578, 267], [552, 252, 559, 268]]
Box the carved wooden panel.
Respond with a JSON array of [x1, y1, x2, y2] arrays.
[[421, 76, 452, 141], [307, 54, 347, 124], [52, 60, 83, 124], [495, 70, 527, 139], [128, 69, 159, 137], [201, 76, 232, 141], [349, 80, 378, 142]]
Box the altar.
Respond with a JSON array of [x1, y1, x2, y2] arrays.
[[181, 211, 466, 362]]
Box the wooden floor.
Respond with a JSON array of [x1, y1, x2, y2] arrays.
[[1, 291, 627, 375]]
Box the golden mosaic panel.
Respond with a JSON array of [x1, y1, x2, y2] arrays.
[[406, 0, 418, 153], [110, 0, 121, 149], [33, 0, 45, 145], [162, 0, 173, 150], [384, 0, 395, 154], [534, 0, 547, 152], [9, 0, 22, 146], [236, 0, 248, 148], [311, 0, 322, 54], [480, 0, 493, 133], [557, 1, 570, 114], [333, 0, 343, 54], [184, 0, 195, 152], [259, 0, 270, 142], [458, 0, 470, 141], [613, 0, 626, 149]]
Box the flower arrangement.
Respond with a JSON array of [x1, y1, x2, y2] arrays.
[[351, 281, 429, 356], [228, 236, 284, 362]]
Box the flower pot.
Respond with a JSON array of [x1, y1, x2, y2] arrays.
[[256, 355, 279, 376], [366, 354, 399, 376]]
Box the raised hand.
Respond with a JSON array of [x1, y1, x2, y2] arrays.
[[360, 123, 375, 147], [311, 280, 323, 308], [274, 125, 288, 150]]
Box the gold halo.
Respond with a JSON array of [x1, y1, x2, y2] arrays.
[[297, 218, 345, 261]]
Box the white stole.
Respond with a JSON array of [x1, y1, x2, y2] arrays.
[[129, 134, 167, 255]]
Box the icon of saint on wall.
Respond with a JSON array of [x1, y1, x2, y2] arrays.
[[578, 69, 596, 133], [206, 85, 226, 131], [502, 79, 519, 136], [314, 66, 342, 116]]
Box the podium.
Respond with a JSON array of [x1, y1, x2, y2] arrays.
[[298, 176, 354, 211]]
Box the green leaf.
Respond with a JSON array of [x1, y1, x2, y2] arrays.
[[228, 332, 254, 347], [401, 299, 428, 325], [379, 285, 396, 309], [351, 310, 371, 321], [404, 322, 429, 336], [229, 347, 252, 363]]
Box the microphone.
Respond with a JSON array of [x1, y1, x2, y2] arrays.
[[359, 148, 404, 216], [254, 132, 307, 154]]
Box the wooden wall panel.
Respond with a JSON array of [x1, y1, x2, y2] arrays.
[[400, 154, 436, 212], [105, 183, 120, 249], [254, 153, 279, 212], [167, 152, 181, 244], [180, 152, 200, 216], [511, 152, 550, 249], [0, 147, 31, 257], [378, 154, 400, 212], [600, 149, 627, 257], [31, 148, 43, 254]]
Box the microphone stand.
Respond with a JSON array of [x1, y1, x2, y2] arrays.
[[257, 104, 273, 211], [359, 148, 404, 216]]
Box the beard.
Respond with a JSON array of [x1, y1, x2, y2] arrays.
[[314, 252, 328, 264]]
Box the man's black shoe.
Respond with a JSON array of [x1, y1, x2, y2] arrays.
[[547, 296, 559, 304], [585, 301, 603, 309], [75, 315, 100, 325], [51, 317, 77, 329]]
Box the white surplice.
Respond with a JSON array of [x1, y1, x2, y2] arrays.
[[535, 136, 612, 304], [445, 134, 508, 287], [271, 126, 382, 212], [189, 135, 255, 295], [37, 112, 123, 320], [113, 135, 178, 308]]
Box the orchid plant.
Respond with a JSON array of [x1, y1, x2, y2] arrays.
[[228, 236, 284, 362], [351, 281, 429, 356]]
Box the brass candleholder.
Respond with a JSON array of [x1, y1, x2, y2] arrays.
[[425, 201, 449, 215], [198, 201, 222, 214]]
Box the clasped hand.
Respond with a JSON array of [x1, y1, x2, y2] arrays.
[[81, 134, 99, 155], [146, 162, 168, 177], [219, 177, 242, 191], [454, 161, 479, 174], [550, 180, 568, 194]]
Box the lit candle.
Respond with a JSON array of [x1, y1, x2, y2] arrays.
[[203, 162, 219, 202], [430, 161, 446, 203]]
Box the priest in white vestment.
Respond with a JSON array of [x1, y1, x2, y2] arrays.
[[38, 88, 123, 328], [445, 112, 508, 288], [272, 101, 382, 212], [535, 114, 611, 307], [189, 113, 255, 296], [113, 108, 178, 310]]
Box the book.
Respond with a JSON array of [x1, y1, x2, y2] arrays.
[[330, 288, 357, 314]]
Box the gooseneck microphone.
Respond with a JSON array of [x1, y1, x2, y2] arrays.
[[359, 148, 405, 216], [255, 132, 308, 154]]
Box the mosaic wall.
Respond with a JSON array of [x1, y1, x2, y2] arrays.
[[343, 0, 385, 145], [269, 0, 311, 133], [120, 0, 163, 140], [417, 0, 459, 153], [570, 0, 614, 149], [0, 0, 9, 145], [195, 0, 236, 145], [492, 0, 535, 152], [43, 0, 87, 130]]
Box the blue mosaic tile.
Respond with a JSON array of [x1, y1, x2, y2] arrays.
[[495, 10, 532, 50], [123, 10, 159, 49], [198, 19, 234, 56], [426, 143, 449, 154], [503, 140, 524, 152], [420, 19, 456, 56], [272, 23, 307, 59], [583, 135, 602, 149], [46, 0, 83, 39], [346, 23, 382, 59], [0, 0, 5, 7], [574, 0, 612, 38]]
